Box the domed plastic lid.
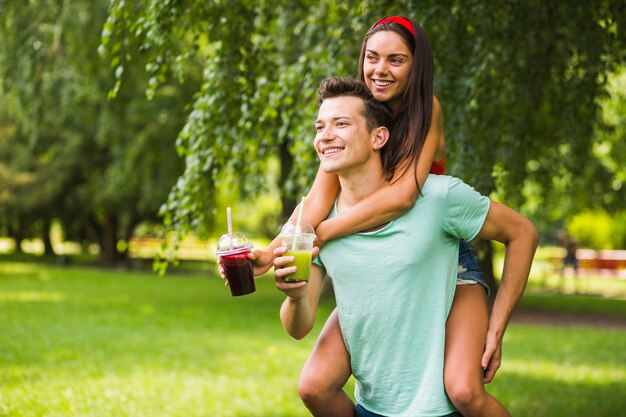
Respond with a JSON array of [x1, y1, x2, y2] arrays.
[[279, 219, 316, 238], [216, 232, 254, 256]]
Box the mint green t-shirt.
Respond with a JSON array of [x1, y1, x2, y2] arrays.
[[315, 175, 490, 417]]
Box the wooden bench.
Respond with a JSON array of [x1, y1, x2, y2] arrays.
[[128, 237, 214, 262], [548, 249, 626, 278]]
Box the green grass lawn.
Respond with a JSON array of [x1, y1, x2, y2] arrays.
[[1, 260, 625, 417]]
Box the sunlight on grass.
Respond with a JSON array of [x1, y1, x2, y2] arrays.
[[506, 359, 626, 384], [1, 261, 625, 417], [0, 262, 40, 275], [0, 291, 65, 303], [490, 323, 626, 417], [0, 263, 323, 416], [3, 371, 305, 417]]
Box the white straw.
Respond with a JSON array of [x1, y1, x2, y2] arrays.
[[293, 196, 305, 251], [227, 207, 233, 249], [296, 196, 305, 233]]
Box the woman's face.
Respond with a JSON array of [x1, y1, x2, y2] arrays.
[[363, 30, 413, 113]]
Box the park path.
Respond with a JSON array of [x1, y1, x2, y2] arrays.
[[511, 307, 626, 330]]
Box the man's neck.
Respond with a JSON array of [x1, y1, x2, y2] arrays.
[[336, 162, 387, 213]]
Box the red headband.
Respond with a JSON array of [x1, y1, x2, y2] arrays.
[[374, 16, 416, 37]]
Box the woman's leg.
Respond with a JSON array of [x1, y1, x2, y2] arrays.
[[298, 308, 354, 417], [444, 285, 511, 417]]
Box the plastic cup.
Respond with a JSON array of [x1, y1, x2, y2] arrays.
[[216, 233, 255, 296], [279, 220, 316, 282]]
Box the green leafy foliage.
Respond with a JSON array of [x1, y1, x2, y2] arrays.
[[102, 1, 372, 243], [100, 1, 626, 245], [0, 1, 197, 264], [428, 2, 626, 205], [567, 209, 626, 249], [3, 1, 626, 266]]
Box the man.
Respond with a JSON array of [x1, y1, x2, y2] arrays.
[[274, 77, 538, 417]]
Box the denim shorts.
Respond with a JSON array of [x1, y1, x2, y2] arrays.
[[355, 404, 462, 417], [457, 239, 490, 296]]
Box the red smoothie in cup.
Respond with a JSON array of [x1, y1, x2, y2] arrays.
[[217, 233, 255, 297]]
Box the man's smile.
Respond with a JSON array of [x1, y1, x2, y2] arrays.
[[319, 146, 345, 156]]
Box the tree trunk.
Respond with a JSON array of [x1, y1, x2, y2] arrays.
[[8, 223, 24, 254], [278, 135, 296, 222], [42, 217, 55, 256], [14, 236, 23, 254], [122, 218, 138, 268], [471, 239, 497, 306], [86, 215, 102, 255], [100, 214, 119, 267]]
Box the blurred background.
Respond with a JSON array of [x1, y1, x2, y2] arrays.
[[0, 0, 626, 272], [1, 1, 624, 290], [1, 2, 625, 417]]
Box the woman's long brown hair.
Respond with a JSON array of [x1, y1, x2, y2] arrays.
[[357, 18, 434, 187]]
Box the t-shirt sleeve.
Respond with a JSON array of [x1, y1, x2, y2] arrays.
[[443, 177, 490, 241], [313, 253, 324, 268]]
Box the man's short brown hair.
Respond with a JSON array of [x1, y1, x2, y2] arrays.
[[317, 77, 393, 133]]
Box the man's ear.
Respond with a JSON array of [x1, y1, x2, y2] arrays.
[[372, 126, 390, 150]]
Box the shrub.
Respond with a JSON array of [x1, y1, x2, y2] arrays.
[[567, 210, 626, 249]]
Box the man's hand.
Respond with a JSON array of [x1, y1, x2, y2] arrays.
[[249, 248, 276, 276], [481, 330, 503, 383], [273, 246, 319, 299], [217, 247, 277, 287]]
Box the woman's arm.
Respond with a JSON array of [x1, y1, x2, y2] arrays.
[[315, 96, 444, 242], [301, 165, 342, 227], [251, 166, 339, 275]]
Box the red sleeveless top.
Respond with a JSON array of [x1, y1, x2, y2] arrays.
[[429, 159, 446, 175]]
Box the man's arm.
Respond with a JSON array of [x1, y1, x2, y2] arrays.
[[475, 201, 539, 382], [274, 247, 325, 340]]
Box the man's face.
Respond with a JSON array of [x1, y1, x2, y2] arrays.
[[314, 96, 376, 175]]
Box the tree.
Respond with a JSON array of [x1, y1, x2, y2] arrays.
[[421, 1, 626, 290], [0, 1, 194, 265], [101, 1, 368, 242], [102, 1, 626, 288]]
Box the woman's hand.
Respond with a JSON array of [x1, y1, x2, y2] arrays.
[[314, 221, 329, 248]]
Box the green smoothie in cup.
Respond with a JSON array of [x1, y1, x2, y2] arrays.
[[283, 250, 313, 282], [280, 219, 316, 282]]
